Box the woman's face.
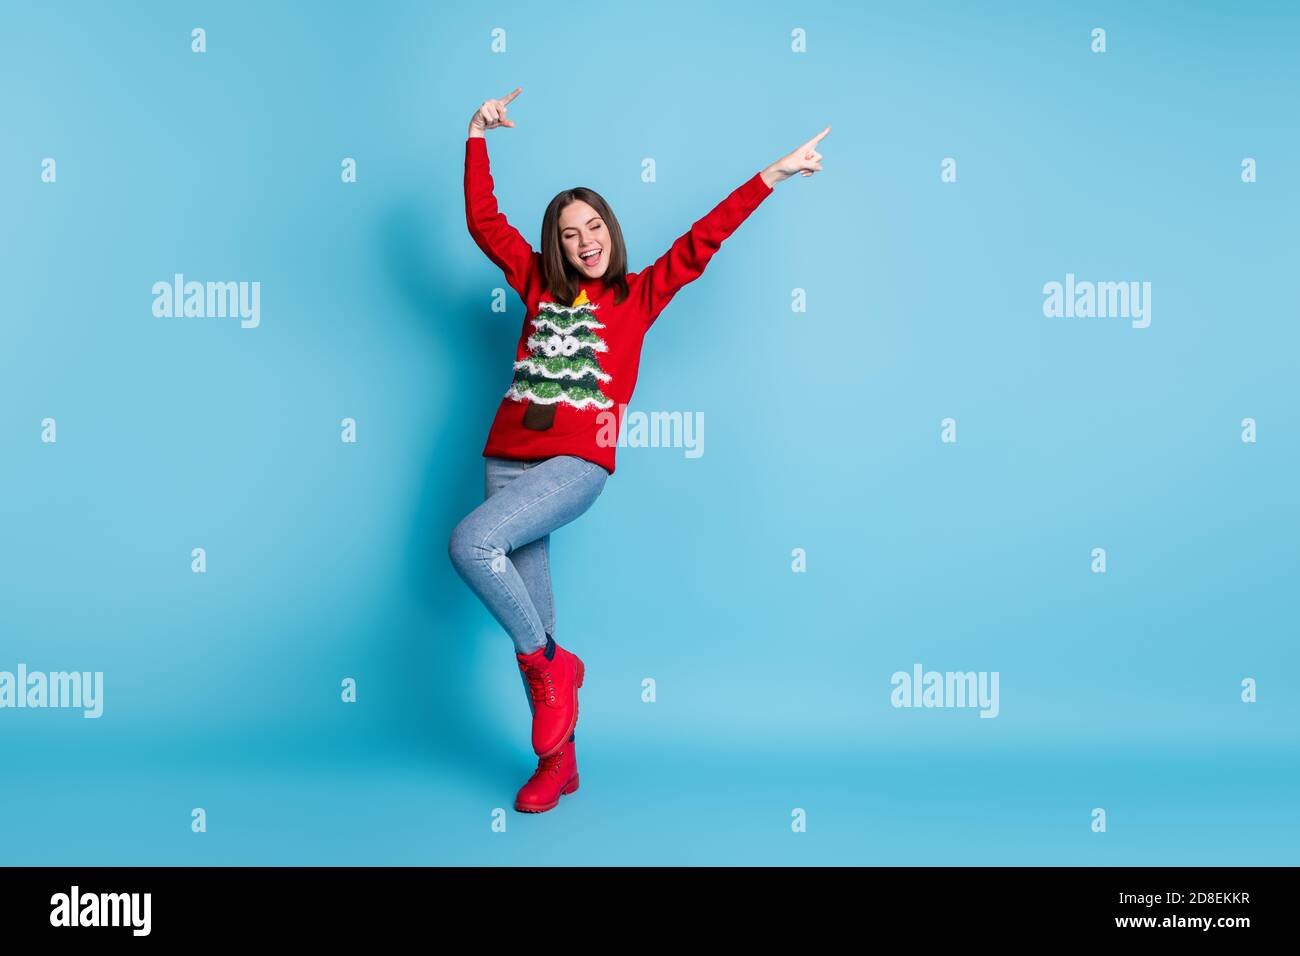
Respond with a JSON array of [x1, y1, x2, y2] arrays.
[[558, 199, 608, 279]]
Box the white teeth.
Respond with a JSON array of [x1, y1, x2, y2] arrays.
[[581, 250, 600, 260]]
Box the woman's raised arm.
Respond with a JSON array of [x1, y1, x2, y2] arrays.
[[464, 88, 538, 302], [638, 126, 830, 328]]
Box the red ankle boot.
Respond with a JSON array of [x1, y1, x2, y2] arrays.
[[514, 734, 579, 813], [516, 637, 584, 756]]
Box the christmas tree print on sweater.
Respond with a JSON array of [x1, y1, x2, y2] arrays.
[[509, 289, 614, 430]]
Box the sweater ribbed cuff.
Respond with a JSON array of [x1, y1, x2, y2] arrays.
[[733, 171, 774, 217]]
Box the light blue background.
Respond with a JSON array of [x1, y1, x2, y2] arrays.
[[1, 0, 1295, 864]]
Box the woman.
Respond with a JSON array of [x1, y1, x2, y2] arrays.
[[449, 86, 828, 812]]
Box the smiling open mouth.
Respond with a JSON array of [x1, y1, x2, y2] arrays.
[[580, 249, 601, 266]]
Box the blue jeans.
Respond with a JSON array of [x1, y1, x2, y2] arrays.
[[448, 454, 608, 655]]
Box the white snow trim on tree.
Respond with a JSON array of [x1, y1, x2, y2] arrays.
[[513, 358, 613, 382], [504, 385, 615, 409], [531, 315, 605, 334], [536, 300, 601, 316]]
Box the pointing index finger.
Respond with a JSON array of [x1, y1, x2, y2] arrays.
[[807, 125, 831, 147], [500, 87, 522, 106]]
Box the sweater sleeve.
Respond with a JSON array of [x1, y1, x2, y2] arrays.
[[464, 136, 539, 302], [637, 171, 774, 328]]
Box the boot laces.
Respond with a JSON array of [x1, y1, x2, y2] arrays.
[[520, 662, 556, 705], [533, 749, 565, 779]]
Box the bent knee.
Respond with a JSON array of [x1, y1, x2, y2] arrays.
[[447, 520, 472, 568], [448, 518, 502, 569]]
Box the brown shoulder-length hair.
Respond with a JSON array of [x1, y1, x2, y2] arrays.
[[540, 187, 631, 306]]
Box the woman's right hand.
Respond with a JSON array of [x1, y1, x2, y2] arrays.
[[468, 87, 522, 138]]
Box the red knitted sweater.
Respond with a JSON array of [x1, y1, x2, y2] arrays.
[[464, 135, 773, 475]]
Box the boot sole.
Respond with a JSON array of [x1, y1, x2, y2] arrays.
[[536, 655, 583, 758], [514, 774, 580, 813]]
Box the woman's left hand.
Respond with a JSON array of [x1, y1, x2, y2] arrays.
[[762, 126, 830, 187]]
